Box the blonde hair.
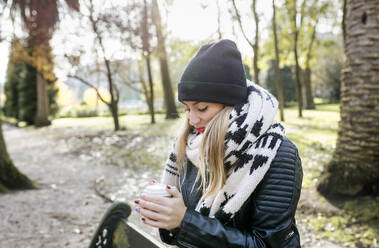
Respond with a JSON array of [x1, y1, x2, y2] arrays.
[[177, 106, 234, 199]]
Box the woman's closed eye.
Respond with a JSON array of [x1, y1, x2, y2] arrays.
[[185, 106, 208, 112], [198, 106, 208, 112]]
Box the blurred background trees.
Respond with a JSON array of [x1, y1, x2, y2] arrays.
[[1, 0, 343, 126], [1, 0, 378, 197], [4, 39, 58, 125], [6, 0, 79, 127]]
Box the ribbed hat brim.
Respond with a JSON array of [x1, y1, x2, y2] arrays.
[[178, 81, 247, 106]]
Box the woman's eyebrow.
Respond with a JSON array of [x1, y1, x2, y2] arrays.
[[182, 102, 199, 106]]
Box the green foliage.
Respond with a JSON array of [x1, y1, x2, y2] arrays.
[[260, 0, 342, 102], [3, 62, 21, 118], [47, 79, 59, 117], [264, 60, 297, 104], [58, 104, 99, 118], [17, 64, 37, 124], [243, 64, 252, 81], [299, 197, 379, 247], [313, 42, 343, 103], [4, 40, 59, 125]]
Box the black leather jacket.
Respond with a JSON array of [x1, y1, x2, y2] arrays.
[[159, 137, 303, 248]]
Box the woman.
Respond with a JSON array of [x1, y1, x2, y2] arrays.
[[135, 39, 302, 247]]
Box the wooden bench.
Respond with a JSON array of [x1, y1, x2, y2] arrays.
[[89, 202, 167, 248]]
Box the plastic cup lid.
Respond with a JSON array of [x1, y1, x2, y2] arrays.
[[143, 183, 171, 197]]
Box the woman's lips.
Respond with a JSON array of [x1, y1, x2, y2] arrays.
[[196, 127, 205, 133]]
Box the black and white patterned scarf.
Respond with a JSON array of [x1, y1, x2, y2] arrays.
[[162, 80, 285, 224]]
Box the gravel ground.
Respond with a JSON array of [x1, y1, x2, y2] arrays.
[[0, 124, 343, 248]]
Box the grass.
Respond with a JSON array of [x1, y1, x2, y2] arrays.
[[53, 113, 184, 137], [281, 106, 339, 189], [53, 105, 339, 185], [51, 104, 379, 247], [299, 196, 379, 247], [279, 106, 377, 248]]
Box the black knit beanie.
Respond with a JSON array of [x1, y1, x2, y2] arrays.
[[178, 39, 247, 106]]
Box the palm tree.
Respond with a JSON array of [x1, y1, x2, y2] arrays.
[[317, 0, 379, 196], [0, 118, 34, 192], [11, 0, 79, 126]]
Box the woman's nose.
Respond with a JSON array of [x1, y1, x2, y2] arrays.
[[188, 112, 200, 126]]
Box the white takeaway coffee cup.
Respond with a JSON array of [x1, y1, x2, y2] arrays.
[[143, 183, 172, 197]]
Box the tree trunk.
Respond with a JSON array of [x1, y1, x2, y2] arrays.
[[294, 33, 303, 117], [105, 54, 120, 131], [303, 68, 315, 109], [142, 0, 155, 124], [232, 0, 260, 85], [272, 0, 285, 122], [146, 55, 155, 124], [34, 72, 51, 127], [104, 57, 120, 131], [88, 0, 120, 131], [287, 0, 304, 118], [252, 0, 260, 85], [110, 101, 119, 131], [304, 21, 317, 110], [216, 0, 223, 40], [151, 0, 179, 119], [0, 118, 34, 192], [317, 0, 379, 196]]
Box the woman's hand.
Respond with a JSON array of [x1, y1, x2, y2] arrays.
[[134, 183, 187, 231]]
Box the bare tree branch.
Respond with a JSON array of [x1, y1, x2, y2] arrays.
[[299, 0, 307, 30], [114, 83, 120, 102], [231, 0, 254, 48], [251, 0, 260, 84], [122, 80, 142, 93], [305, 18, 319, 68], [68, 75, 110, 106], [216, 0, 222, 39], [137, 61, 149, 97]]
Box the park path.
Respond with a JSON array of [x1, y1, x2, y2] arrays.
[[0, 124, 343, 248], [0, 124, 161, 248]]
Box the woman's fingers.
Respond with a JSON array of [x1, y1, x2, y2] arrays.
[[165, 185, 180, 198], [137, 198, 170, 214], [149, 179, 157, 185], [141, 195, 170, 205], [141, 217, 166, 229], [139, 207, 168, 223]]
